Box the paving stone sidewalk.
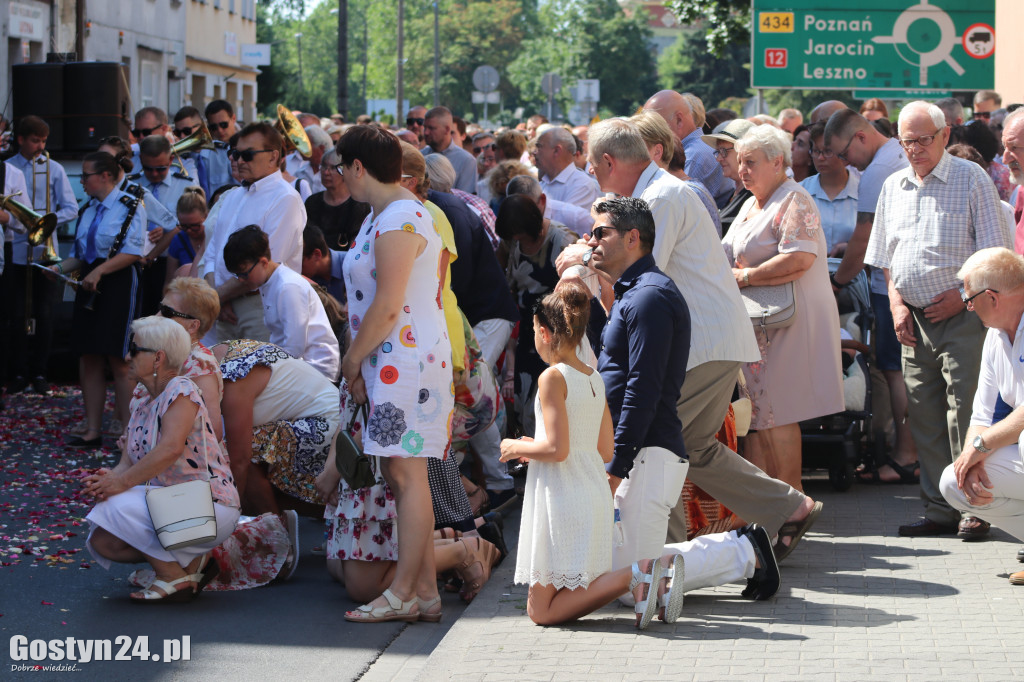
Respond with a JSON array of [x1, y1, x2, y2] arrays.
[[387, 478, 1024, 681]]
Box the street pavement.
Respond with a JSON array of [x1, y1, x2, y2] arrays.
[[8, 385, 1024, 680]]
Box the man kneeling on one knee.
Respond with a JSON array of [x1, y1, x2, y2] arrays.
[[940, 247, 1024, 581]]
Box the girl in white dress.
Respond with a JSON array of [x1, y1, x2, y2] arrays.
[[500, 282, 682, 629]]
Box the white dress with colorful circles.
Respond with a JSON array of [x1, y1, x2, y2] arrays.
[[343, 199, 454, 459]]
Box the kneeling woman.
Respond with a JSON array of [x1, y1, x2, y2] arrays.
[[83, 317, 240, 602]]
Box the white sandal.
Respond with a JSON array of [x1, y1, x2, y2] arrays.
[[631, 559, 664, 630], [659, 555, 685, 624], [129, 576, 195, 604], [344, 589, 420, 623]]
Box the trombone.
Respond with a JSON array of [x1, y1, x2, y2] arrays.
[[11, 152, 59, 335], [275, 105, 312, 159], [170, 122, 216, 179]]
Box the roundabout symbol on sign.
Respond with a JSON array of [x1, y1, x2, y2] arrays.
[[962, 23, 995, 60], [872, 0, 964, 86]]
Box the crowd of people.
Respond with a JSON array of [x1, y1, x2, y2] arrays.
[[4, 83, 1024, 625]]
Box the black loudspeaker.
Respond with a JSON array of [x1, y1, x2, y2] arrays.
[[63, 62, 131, 151], [12, 63, 64, 151]]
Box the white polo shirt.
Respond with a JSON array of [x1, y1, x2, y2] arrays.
[[259, 263, 340, 382]]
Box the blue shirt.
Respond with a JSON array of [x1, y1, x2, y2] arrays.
[[801, 171, 860, 255], [7, 153, 79, 264], [313, 248, 347, 304], [197, 143, 234, 197], [597, 254, 690, 479], [73, 189, 148, 262], [682, 129, 733, 209], [167, 230, 197, 265]]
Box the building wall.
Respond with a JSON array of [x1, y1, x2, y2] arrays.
[[2, 0, 77, 118], [185, 0, 257, 123], [995, 0, 1023, 104]]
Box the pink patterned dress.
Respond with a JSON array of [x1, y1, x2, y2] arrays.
[[723, 180, 844, 429]]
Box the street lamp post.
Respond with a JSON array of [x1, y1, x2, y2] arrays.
[[396, 0, 404, 125], [295, 32, 304, 91], [337, 1, 348, 119]]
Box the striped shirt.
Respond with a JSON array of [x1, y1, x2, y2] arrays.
[[864, 152, 1013, 308]]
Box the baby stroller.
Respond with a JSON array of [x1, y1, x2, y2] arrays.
[[799, 260, 881, 491]]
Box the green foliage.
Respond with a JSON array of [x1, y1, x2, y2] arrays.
[[665, 0, 751, 59], [657, 28, 749, 110]]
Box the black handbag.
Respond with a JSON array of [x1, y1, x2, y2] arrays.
[[335, 403, 376, 489]]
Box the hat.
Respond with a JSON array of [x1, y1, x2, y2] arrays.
[[701, 119, 755, 148]]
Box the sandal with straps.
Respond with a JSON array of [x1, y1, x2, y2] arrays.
[[456, 537, 499, 603], [630, 558, 664, 630], [658, 555, 685, 624], [186, 554, 220, 595], [344, 588, 420, 623], [417, 595, 443, 623], [129, 576, 196, 604]]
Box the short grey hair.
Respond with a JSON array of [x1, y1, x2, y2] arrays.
[[934, 97, 964, 125], [322, 147, 341, 167], [898, 101, 946, 135], [540, 126, 575, 155], [304, 125, 333, 151], [734, 124, 792, 168], [506, 174, 542, 199], [423, 153, 456, 193], [1004, 107, 1024, 132], [131, 316, 191, 372], [588, 118, 651, 165], [958, 247, 1024, 292]]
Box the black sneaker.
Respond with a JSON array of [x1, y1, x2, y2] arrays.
[[31, 376, 49, 394], [738, 524, 781, 601]]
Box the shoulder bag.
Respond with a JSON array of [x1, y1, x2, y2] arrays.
[[336, 403, 376, 489], [740, 281, 797, 331]]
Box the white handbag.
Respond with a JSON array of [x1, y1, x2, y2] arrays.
[[741, 281, 797, 330], [145, 412, 218, 551], [731, 370, 752, 438]]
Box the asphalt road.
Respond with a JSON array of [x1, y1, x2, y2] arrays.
[[0, 387, 469, 681]]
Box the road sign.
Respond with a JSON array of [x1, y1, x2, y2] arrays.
[[853, 89, 950, 99], [541, 72, 562, 96], [574, 79, 600, 102], [472, 65, 500, 94], [471, 91, 500, 104], [751, 0, 995, 91]]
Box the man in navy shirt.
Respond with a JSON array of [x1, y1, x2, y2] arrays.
[[588, 197, 691, 572]]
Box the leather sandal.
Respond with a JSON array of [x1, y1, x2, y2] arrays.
[[658, 554, 685, 623], [129, 576, 196, 604], [188, 554, 220, 594], [773, 500, 823, 562], [417, 595, 443, 623], [631, 558, 664, 630], [456, 537, 499, 603], [344, 588, 420, 623], [857, 457, 919, 485], [434, 528, 462, 540]]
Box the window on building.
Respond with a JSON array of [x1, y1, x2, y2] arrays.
[[140, 59, 159, 108], [229, 0, 235, 13]]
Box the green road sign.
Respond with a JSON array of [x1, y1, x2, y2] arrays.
[[751, 0, 995, 91], [853, 90, 951, 100]]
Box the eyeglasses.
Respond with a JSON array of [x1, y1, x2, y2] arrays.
[[835, 134, 857, 161], [159, 303, 198, 320], [228, 148, 275, 162], [80, 170, 102, 179], [406, 117, 425, 127], [209, 120, 232, 130], [809, 145, 834, 159], [128, 333, 157, 357], [712, 147, 734, 159], [173, 125, 196, 138], [142, 165, 170, 173], [898, 129, 944, 151], [960, 286, 998, 309], [334, 164, 345, 176], [178, 221, 203, 231], [473, 143, 497, 155], [132, 126, 158, 139], [233, 261, 260, 281], [974, 112, 992, 121], [591, 224, 629, 241]]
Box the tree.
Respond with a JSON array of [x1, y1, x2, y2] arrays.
[[665, 0, 751, 59], [657, 28, 749, 110]]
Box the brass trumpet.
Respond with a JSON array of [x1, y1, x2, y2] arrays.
[[276, 104, 312, 159], [170, 122, 216, 178]]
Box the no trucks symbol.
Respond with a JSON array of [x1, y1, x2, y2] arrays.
[[962, 23, 995, 60]]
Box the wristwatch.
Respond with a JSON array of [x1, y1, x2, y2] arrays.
[[973, 435, 991, 453], [582, 249, 593, 267]]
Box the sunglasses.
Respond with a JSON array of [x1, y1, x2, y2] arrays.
[[973, 112, 991, 121], [233, 261, 259, 281], [473, 143, 497, 155], [406, 117, 425, 127], [228, 148, 275, 162], [131, 126, 158, 139], [142, 164, 170, 173], [173, 125, 196, 138], [159, 303, 197, 320], [591, 224, 628, 241], [128, 333, 156, 357], [209, 120, 232, 130], [178, 221, 203, 231]]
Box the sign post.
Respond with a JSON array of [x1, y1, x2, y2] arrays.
[[472, 65, 500, 125], [751, 0, 995, 92]]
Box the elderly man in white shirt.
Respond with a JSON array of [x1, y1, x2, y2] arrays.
[[202, 122, 307, 344], [535, 126, 600, 212], [289, 125, 331, 196], [559, 118, 823, 560], [941, 248, 1024, 581], [223, 224, 340, 382], [506, 175, 595, 238]]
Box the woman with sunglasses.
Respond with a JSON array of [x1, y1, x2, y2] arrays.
[[82, 316, 240, 603], [49, 152, 148, 449], [333, 125, 454, 623]]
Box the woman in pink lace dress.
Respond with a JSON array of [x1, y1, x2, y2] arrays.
[[722, 125, 844, 492]]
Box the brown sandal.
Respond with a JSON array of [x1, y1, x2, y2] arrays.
[[456, 537, 499, 603], [434, 527, 463, 541]]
